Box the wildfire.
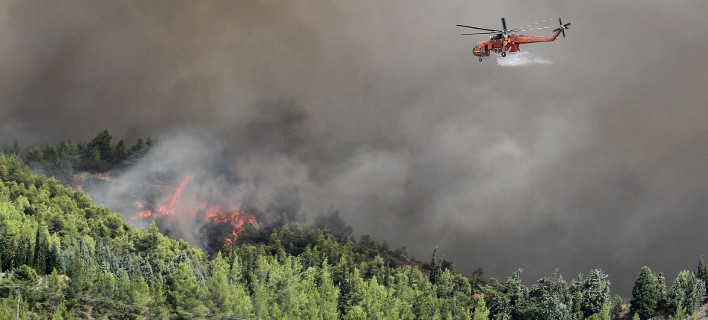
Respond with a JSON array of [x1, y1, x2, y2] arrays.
[[135, 201, 152, 218], [132, 173, 258, 245], [135, 173, 194, 218], [203, 204, 259, 243]]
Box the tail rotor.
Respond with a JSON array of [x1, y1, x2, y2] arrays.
[[553, 17, 571, 38]]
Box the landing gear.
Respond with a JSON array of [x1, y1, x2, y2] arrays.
[[479, 58, 483, 62], [501, 52, 506, 57]]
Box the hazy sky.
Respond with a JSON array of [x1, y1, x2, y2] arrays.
[[2, 0, 708, 295]]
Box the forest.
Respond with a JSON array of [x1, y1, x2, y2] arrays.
[[2, 130, 154, 183], [1, 132, 707, 319]]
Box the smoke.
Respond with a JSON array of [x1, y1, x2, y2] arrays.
[[2, 0, 708, 296], [82, 133, 237, 250], [496, 52, 552, 67], [84, 120, 307, 253]]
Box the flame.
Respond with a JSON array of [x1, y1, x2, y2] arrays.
[[135, 201, 152, 218], [132, 173, 258, 244], [155, 173, 194, 216], [203, 205, 259, 242], [134, 174, 194, 219]]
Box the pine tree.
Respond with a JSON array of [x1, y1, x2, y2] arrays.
[[51, 301, 72, 320], [473, 296, 491, 320], [574, 291, 584, 320], [169, 262, 208, 319], [88, 130, 113, 164], [47, 268, 66, 310], [31, 223, 48, 273], [25, 147, 44, 163], [696, 256, 708, 293], [668, 270, 689, 315], [314, 263, 340, 319], [128, 137, 148, 159], [10, 140, 21, 155], [506, 269, 529, 319], [672, 271, 707, 315], [148, 279, 170, 320], [630, 266, 660, 320], [598, 302, 611, 320], [113, 140, 128, 165], [82, 147, 103, 172], [126, 276, 152, 318], [529, 270, 573, 320], [205, 253, 254, 318], [0, 164, 7, 180], [430, 247, 439, 285], [656, 272, 668, 308], [668, 302, 687, 320], [582, 269, 611, 317], [685, 272, 705, 313]]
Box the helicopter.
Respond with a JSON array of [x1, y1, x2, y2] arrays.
[[457, 17, 571, 62]]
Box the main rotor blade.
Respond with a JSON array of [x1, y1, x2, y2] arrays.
[[510, 18, 554, 32], [456, 24, 501, 32], [564, 22, 571, 27], [461, 31, 502, 35], [514, 26, 551, 32], [501, 17, 507, 31]]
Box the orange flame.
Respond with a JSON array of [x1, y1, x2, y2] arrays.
[[135, 201, 152, 218], [203, 205, 259, 242], [133, 173, 258, 243], [133, 174, 194, 219]]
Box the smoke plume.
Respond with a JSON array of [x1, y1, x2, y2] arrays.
[[2, 0, 708, 295]]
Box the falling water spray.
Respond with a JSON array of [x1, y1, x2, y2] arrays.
[[496, 52, 552, 67]]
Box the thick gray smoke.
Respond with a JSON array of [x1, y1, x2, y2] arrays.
[[2, 0, 708, 295]]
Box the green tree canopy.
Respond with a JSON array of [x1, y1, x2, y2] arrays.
[[630, 266, 660, 320]]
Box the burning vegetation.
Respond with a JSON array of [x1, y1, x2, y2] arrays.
[[131, 173, 259, 254]]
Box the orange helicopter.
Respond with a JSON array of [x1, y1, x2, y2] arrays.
[[457, 17, 570, 62]]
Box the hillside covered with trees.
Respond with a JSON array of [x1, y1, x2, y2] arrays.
[[2, 130, 154, 183], [1, 134, 708, 319]]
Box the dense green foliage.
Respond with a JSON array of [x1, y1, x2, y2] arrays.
[[630, 266, 660, 320], [667, 270, 705, 315], [696, 256, 708, 294], [1, 151, 707, 319], [2, 130, 153, 182]]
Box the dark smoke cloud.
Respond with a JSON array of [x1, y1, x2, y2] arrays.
[[2, 0, 708, 295]]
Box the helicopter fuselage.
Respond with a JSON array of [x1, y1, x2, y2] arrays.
[[472, 29, 563, 58]]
